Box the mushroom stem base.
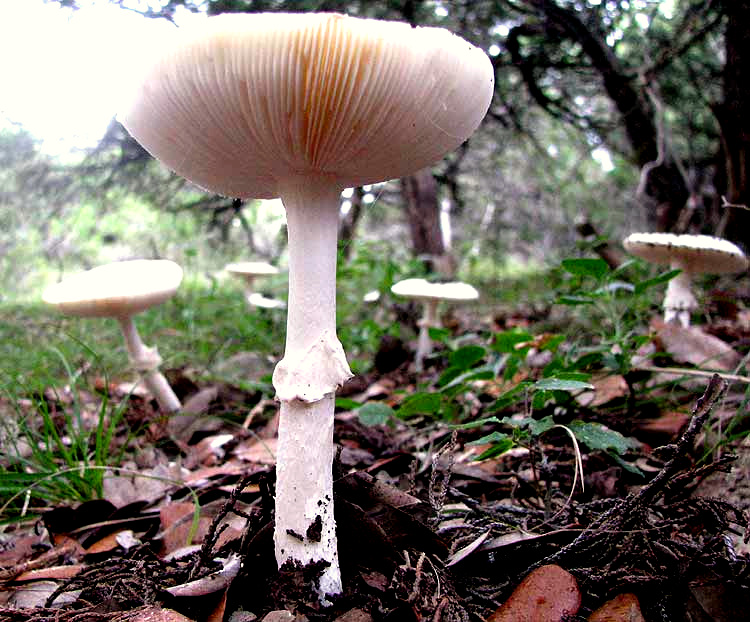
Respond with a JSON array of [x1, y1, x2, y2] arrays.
[[274, 395, 341, 601]]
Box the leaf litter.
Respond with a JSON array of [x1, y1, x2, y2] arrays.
[[1, 311, 750, 621]]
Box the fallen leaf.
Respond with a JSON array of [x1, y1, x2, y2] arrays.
[[8, 580, 80, 609], [234, 437, 277, 464], [119, 606, 196, 622], [651, 318, 741, 371], [14, 564, 85, 582], [575, 374, 629, 408], [166, 554, 241, 597], [588, 593, 645, 621], [487, 564, 581, 622]]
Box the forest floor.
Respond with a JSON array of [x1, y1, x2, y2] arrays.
[[1, 304, 749, 622]]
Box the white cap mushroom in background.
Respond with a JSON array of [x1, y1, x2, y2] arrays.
[[119, 12, 494, 600], [42, 260, 183, 413], [225, 261, 281, 305], [225, 261, 279, 281], [623, 232, 748, 327], [391, 278, 479, 371]]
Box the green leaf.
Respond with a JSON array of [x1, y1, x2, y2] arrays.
[[450, 416, 504, 430], [561, 257, 610, 279], [533, 378, 594, 392], [335, 397, 362, 411], [634, 268, 681, 295], [449, 345, 486, 371], [556, 294, 598, 306], [568, 420, 638, 454], [427, 327, 451, 342], [490, 381, 533, 412], [491, 329, 533, 354], [440, 366, 495, 391], [357, 402, 395, 426], [398, 392, 442, 418], [528, 415, 555, 436]]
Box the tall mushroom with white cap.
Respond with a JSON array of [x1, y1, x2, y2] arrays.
[[391, 278, 480, 372], [42, 259, 183, 414], [118, 12, 493, 599], [623, 232, 748, 327]]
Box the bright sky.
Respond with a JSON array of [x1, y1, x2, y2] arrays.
[[0, 0, 199, 155]]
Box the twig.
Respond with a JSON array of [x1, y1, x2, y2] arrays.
[[633, 364, 750, 384]]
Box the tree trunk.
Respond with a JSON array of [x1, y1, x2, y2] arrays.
[[714, 2, 750, 246], [401, 169, 455, 278]]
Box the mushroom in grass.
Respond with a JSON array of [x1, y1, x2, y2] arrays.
[[391, 278, 479, 372], [118, 12, 493, 600], [623, 232, 748, 327], [225, 261, 280, 306], [42, 260, 183, 413]]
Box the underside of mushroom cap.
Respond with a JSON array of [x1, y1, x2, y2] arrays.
[[623, 232, 749, 274], [43, 259, 183, 318], [119, 12, 494, 199], [226, 261, 279, 277]]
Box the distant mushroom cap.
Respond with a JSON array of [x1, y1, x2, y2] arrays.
[[118, 12, 494, 198], [43, 259, 183, 318], [623, 233, 748, 274], [391, 278, 479, 302], [225, 261, 280, 277]]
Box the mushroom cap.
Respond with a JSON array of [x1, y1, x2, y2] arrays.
[[391, 278, 479, 302], [43, 259, 183, 318], [226, 261, 280, 277], [119, 12, 494, 199], [623, 232, 749, 274]]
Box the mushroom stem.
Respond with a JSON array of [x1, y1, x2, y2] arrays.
[[663, 263, 697, 327], [416, 299, 440, 372], [117, 316, 182, 413], [271, 177, 352, 601]]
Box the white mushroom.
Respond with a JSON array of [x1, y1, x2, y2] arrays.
[[391, 278, 479, 372], [42, 259, 183, 413], [225, 261, 281, 307], [623, 232, 748, 327], [118, 12, 493, 600]]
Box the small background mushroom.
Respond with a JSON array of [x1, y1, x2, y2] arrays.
[[42, 259, 183, 414], [391, 278, 479, 371], [623, 232, 748, 327], [225, 261, 281, 307]]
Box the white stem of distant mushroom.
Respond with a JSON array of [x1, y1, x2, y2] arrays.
[[117, 316, 182, 413], [416, 299, 440, 372], [663, 262, 697, 327], [271, 177, 352, 601]]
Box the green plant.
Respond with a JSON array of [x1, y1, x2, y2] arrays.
[[554, 256, 677, 377], [0, 346, 131, 521]]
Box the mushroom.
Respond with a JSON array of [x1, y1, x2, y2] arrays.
[[42, 259, 183, 413], [623, 232, 748, 327], [225, 261, 280, 306], [118, 12, 493, 599], [391, 278, 479, 372]]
